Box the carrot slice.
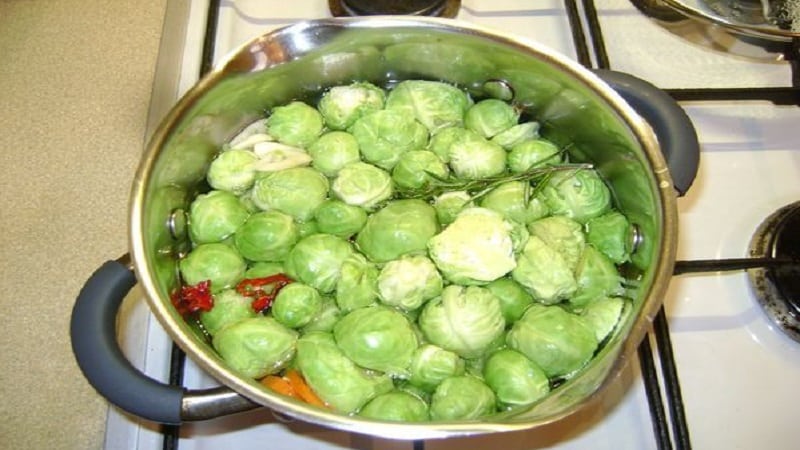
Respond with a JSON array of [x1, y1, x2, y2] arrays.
[[260, 375, 296, 398], [285, 369, 327, 408]]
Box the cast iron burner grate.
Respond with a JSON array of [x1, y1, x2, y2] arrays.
[[748, 200, 800, 342], [329, 0, 460, 17]]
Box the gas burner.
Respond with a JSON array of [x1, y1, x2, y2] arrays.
[[329, 0, 460, 17], [748, 200, 800, 342]]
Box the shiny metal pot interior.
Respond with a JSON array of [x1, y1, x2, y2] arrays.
[[128, 17, 678, 439]]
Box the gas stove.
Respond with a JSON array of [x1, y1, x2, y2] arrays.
[[106, 1, 800, 449]]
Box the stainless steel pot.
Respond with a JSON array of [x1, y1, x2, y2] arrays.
[[71, 17, 699, 440]]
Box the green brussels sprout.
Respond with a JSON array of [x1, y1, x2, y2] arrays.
[[586, 211, 633, 264], [199, 289, 258, 336], [335, 253, 379, 312], [317, 81, 385, 130], [464, 98, 520, 139], [391, 150, 449, 191], [418, 285, 506, 359], [179, 243, 246, 292], [251, 167, 329, 221], [447, 129, 507, 180], [432, 190, 473, 225], [581, 296, 626, 343], [385, 80, 472, 134], [428, 208, 516, 284], [478, 181, 549, 225], [359, 390, 430, 422], [271, 282, 323, 329], [570, 245, 624, 309], [408, 344, 466, 392], [355, 199, 439, 263], [265, 101, 323, 148], [485, 277, 534, 323], [333, 306, 419, 377], [507, 138, 563, 173], [331, 162, 393, 210], [313, 199, 367, 239], [307, 131, 361, 177], [490, 122, 540, 149], [301, 297, 341, 333], [285, 233, 353, 294], [188, 190, 250, 244], [295, 220, 319, 239], [244, 261, 284, 279], [506, 304, 598, 378], [511, 235, 576, 304], [296, 331, 393, 413], [233, 210, 298, 262], [482, 349, 550, 407], [528, 215, 586, 270], [212, 316, 298, 379], [427, 126, 465, 162], [377, 255, 443, 311], [540, 169, 611, 224], [429, 375, 496, 420], [206, 149, 259, 194], [350, 109, 428, 170]]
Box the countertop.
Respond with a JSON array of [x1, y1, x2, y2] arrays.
[[0, 1, 167, 448]]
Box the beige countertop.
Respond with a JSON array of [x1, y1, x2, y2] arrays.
[[0, 1, 167, 448]]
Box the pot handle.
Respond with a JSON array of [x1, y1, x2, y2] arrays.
[[70, 256, 259, 424], [592, 69, 700, 196]]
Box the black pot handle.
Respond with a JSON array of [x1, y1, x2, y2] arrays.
[[592, 69, 700, 196], [70, 256, 259, 424]]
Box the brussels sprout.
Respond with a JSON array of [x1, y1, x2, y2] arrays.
[[506, 304, 598, 378], [250, 141, 312, 173], [295, 220, 319, 239], [233, 210, 298, 262], [581, 296, 626, 343], [333, 306, 419, 376], [285, 233, 353, 294], [179, 243, 246, 292], [350, 109, 428, 170], [206, 149, 259, 194], [212, 317, 298, 379], [356, 199, 439, 263], [540, 168, 611, 224], [359, 391, 430, 422], [511, 235, 577, 304], [265, 101, 323, 148], [188, 190, 250, 244], [314, 199, 367, 239], [485, 277, 534, 323], [244, 261, 284, 279], [199, 289, 258, 336], [483, 349, 550, 407], [385, 80, 472, 134], [507, 138, 562, 173], [429, 375, 496, 420], [478, 181, 549, 225], [528, 215, 586, 270], [301, 297, 341, 333], [586, 211, 633, 264], [464, 99, 520, 139], [377, 255, 443, 311], [271, 282, 323, 329], [331, 162, 393, 210], [427, 126, 465, 162], [490, 122, 540, 149], [307, 131, 361, 177], [296, 331, 393, 413], [251, 167, 329, 221], [432, 190, 472, 225], [335, 253, 379, 312], [418, 285, 505, 359], [428, 208, 516, 284], [408, 344, 465, 392], [391, 150, 449, 191], [570, 245, 624, 309], [317, 81, 385, 130], [447, 130, 507, 180]]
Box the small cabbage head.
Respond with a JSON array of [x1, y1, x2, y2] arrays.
[[179, 243, 246, 292], [581, 296, 626, 343], [251, 167, 329, 221], [570, 245, 624, 309], [385, 80, 472, 134], [265, 101, 323, 148], [199, 289, 257, 336], [482, 348, 550, 407], [350, 109, 428, 170], [490, 122, 540, 149], [478, 181, 549, 225], [335, 253, 379, 312], [511, 235, 577, 304], [271, 282, 323, 329], [212, 317, 297, 379], [317, 81, 385, 130], [233, 210, 298, 262], [333, 305, 419, 377], [355, 199, 439, 263], [418, 285, 506, 359], [586, 211, 633, 264], [429, 375, 497, 420], [485, 277, 534, 323], [188, 190, 250, 244], [506, 304, 598, 378], [377, 255, 443, 311], [464, 98, 520, 139], [307, 131, 361, 177], [207, 149, 259, 194], [313, 199, 367, 239], [391, 150, 449, 191], [540, 169, 611, 224], [507, 138, 563, 173], [528, 215, 586, 270], [331, 162, 393, 210], [432, 191, 473, 225], [408, 344, 465, 392], [285, 233, 353, 293], [427, 126, 464, 162], [428, 208, 516, 284], [359, 391, 429, 422], [447, 130, 507, 180]]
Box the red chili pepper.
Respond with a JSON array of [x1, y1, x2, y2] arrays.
[[235, 274, 293, 313], [170, 280, 214, 316]]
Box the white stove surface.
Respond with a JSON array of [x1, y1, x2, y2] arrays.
[[107, 1, 800, 449]]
